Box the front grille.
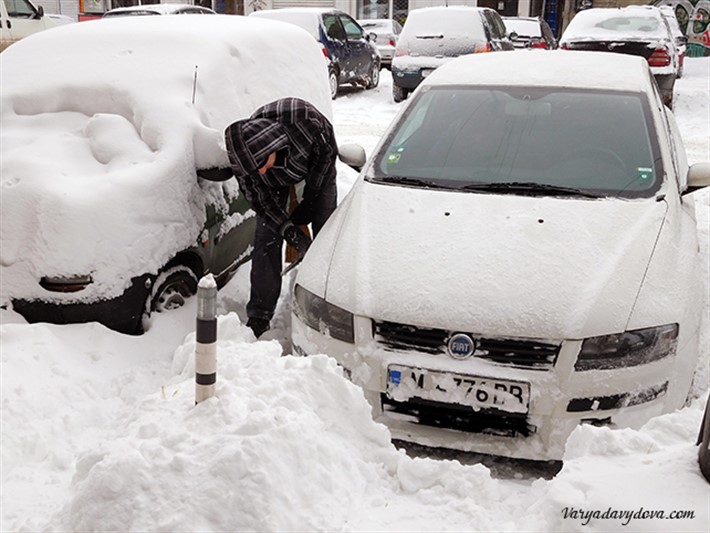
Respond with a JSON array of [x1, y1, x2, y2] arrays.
[[374, 320, 561, 369], [381, 394, 534, 438]]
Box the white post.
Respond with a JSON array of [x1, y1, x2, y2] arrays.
[[195, 274, 217, 404]]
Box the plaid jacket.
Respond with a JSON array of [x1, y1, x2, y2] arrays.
[[225, 97, 337, 234]]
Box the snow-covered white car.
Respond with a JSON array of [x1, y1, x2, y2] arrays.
[[0, 15, 332, 334], [291, 51, 710, 461]]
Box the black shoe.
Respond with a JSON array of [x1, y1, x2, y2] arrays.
[[247, 317, 270, 338]]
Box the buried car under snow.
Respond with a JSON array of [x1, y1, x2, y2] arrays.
[[292, 51, 710, 461], [0, 15, 332, 334]]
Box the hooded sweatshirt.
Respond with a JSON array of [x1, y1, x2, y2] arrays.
[[224, 97, 337, 234]]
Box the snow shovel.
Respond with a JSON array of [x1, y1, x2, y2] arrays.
[[283, 185, 310, 276]]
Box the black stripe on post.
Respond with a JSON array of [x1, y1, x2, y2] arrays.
[[195, 372, 217, 386], [196, 318, 217, 344]]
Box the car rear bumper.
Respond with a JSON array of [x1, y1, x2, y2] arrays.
[[11, 274, 152, 335], [291, 312, 690, 461]]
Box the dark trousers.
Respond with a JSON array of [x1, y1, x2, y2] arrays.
[[246, 179, 337, 322]]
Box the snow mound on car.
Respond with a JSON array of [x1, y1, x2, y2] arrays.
[[0, 15, 331, 303]]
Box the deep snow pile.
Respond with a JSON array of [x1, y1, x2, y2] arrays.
[[1, 60, 709, 532]]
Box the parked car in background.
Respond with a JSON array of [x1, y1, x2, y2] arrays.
[[559, 6, 679, 106], [357, 18, 402, 69], [0, 14, 332, 334], [391, 6, 514, 103], [250, 8, 380, 100], [292, 50, 710, 461], [0, 0, 58, 51], [103, 3, 216, 17], [660, 5, 687, 77], [503, 16, 557, 49]]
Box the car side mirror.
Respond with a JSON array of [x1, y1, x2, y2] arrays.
[[683, 162, 710, 195], [36, 5, 44, 18], [338, 143, 366, 172], [197, 167, 233, 182]]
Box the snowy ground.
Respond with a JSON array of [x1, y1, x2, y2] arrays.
[[1, 61, 709, 532]]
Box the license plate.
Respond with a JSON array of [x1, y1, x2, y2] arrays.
[[387, 365, 530, 414]]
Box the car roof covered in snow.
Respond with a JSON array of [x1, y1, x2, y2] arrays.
[[421, 50, 654, 94]]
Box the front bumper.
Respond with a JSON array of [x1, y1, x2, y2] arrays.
[[391, 68, 428, 90], [12, 273, 152, 335], [292, 312, 684, 461]]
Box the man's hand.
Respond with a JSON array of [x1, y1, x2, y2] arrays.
[[290, 189, 318, 226], [281, 222, 312, 257]]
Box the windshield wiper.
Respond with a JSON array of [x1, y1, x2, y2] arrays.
[[375, 176, 446, 189], [458, 181, 602, 198]]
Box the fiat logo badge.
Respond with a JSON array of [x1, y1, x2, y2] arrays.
[[448, 333, 476, 360]]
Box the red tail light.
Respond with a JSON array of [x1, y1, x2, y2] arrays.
[[475, 42, 492, 53], [389, 38, 396, 47], [648, 47, 671, 67], [322, 46, 329, 59], [395, 47, 408, 57], [560, 42, 569, 50], [530, 40, 547, 49]]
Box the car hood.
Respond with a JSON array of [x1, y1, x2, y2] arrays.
[[304, 180, 668, 340]]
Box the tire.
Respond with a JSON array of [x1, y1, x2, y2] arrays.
[[366, 61, 380, 89], [328, 68, 338, 100], [149, 265, 198, 313], [392, 83, 407, 103]]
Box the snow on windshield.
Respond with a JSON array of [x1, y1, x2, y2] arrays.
[[399, 7, 487, 56], [562, 7, 670, 41]]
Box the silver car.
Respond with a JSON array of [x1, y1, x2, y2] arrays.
[[357, 18, 402, 69]]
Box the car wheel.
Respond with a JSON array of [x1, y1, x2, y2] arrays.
[[392, 83, 407, 103], [366, 61, 380, 89], [328, 69, 338, 100], [149, 265, 198, 313]]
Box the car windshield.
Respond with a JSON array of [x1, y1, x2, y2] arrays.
[[371, 86, 661, 198], [504, 19, 542, 38], [401, 9, 487, 55], [563, 10, 669, 40]]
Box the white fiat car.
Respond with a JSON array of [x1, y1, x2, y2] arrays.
[[291, 51, 710, 461]]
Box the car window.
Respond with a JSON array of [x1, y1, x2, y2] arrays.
[[486, 12, 508, 40], [373, 86, 661, 199], [504, 18, 543, 38], [563, 9, 671, 41], [339, 14, 364, 40], [400, 9, 487, 56], [4, 0, 37, 17], [323, 14, 346, 41]]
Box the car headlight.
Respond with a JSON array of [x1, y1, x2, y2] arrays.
[[575, 324, 678, 371], [293, 284, 354, 343]]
